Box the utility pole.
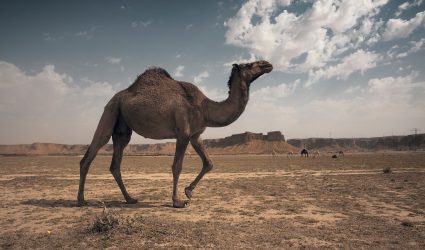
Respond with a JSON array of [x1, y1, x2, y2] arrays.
[[411, 128, 421, 135]]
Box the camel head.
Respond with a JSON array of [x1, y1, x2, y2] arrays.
[[231, 60, 273, 87]]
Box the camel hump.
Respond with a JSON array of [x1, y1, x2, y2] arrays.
[[128, 67, 174, 90], [140, 67, 173, 80]]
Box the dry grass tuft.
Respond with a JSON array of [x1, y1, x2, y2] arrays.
[[383, 167, 392, 174], [401, 220, 414, 227], [89, 202, 119, 233]]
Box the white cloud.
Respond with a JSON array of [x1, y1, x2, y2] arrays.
[[197, 85, 227, 101], [302, 73, 425, 136], [224, 0, 388, 72], [173, 65, 185, 77], [306, 50, 380, 87], [203, 69, 425, 139], [386, 38, 425, 58], [131, 20, 152, 28], [344, 85, 362, 94], [251, 80, 299, 101], [0, 61, 116, 144], [186, 24, 194, 29], [382, 11, 425, 41], [395, 0, 424, 16], [106, 57, 124, 71], [223, 53, 258, 67], [193, 70, 209, 84], [106, 57, 122, 64]]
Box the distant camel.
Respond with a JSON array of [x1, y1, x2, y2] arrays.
[[338, 151, 344, 157], [313, 150, 320, 158], [287, 151, 294, 158], [332, 154, 338, 158], [272, 148, 277, 157], [77, 60, 273, 208], [301, 148, 309, 157]]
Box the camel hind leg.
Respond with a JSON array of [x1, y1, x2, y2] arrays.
[[77, 99, 120, 206], [109, 115, 136, 204]]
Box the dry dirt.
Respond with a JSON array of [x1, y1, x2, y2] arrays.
[[1, 152, 424, 249]]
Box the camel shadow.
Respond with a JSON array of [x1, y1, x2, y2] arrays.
[[21, 199, 158, 208]]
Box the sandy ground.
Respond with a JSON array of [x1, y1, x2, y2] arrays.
[[0, 152, 424, 249]]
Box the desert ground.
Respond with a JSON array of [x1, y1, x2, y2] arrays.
[[1, 152, 424, 249]]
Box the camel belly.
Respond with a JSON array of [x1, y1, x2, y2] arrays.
[[121, 107, 177, 139]]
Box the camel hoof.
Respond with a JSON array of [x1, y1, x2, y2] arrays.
[[184, 187, 192, 199], [126, 197, 138, 204], [172, 199, 188, 208], [77, 199, 87, 207]]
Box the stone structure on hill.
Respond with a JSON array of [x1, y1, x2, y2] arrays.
[[266, 131, 285, 141], [204, 131, 285, 148]]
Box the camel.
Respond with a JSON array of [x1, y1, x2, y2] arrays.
[[77, 60, 273, 208], [287, 151, 293, 159], [271, 148, 277, 157], [313, 150, 320, 158], [338, 150, 344, 157], [301, 148, 309, 157]]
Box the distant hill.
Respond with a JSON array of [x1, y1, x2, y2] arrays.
[[287, 134, 425, 152], [1, 132, 424, 156]]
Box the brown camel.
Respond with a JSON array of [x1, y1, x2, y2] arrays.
[[301, 148, 309, 157], [77, 60, 273, 208]]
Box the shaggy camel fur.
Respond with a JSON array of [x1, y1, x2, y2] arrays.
[[77, 61, 273, 208]]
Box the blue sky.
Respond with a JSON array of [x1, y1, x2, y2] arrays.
[[0, 0, 424, 144]]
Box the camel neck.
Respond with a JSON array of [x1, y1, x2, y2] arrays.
[[203, 78, 249, 127]]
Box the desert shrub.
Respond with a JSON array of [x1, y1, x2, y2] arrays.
[[89, 203, 119, 233], [401, 220, 414, 227], [383, 167, 392, 174]]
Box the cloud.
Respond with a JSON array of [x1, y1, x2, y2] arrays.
[[173, 65, 185, 77], [251, 80, 299, 101], [382, 11, 425, 41], [203, 69, 424, 139], [391, 38, 425, 58], [43, 32, 64, 41], [193, 70, 209, 84], [0, 61, 116, 144], [131, 20, 152, 28], [224, 0, 388, 72], [223, 53, 258, 67], [106, 57, 122, 64], [185, 24, 194, 29], [299, 72, 425, 137], [395, 0, 424, 17], [106, 57, 124, 71], [306, 50, 380, 87], [197, 85, 227, 101]]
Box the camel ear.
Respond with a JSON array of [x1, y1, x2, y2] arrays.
[[232, 64, 240, 70]]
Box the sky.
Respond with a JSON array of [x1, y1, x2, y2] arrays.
[[0, 0, 425, 144]]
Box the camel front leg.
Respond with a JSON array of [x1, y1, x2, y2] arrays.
[[184, 135, 213, 200], [171, 137, 189, 208]]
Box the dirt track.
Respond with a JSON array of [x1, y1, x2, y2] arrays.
[[1, 153, 425, 249]]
